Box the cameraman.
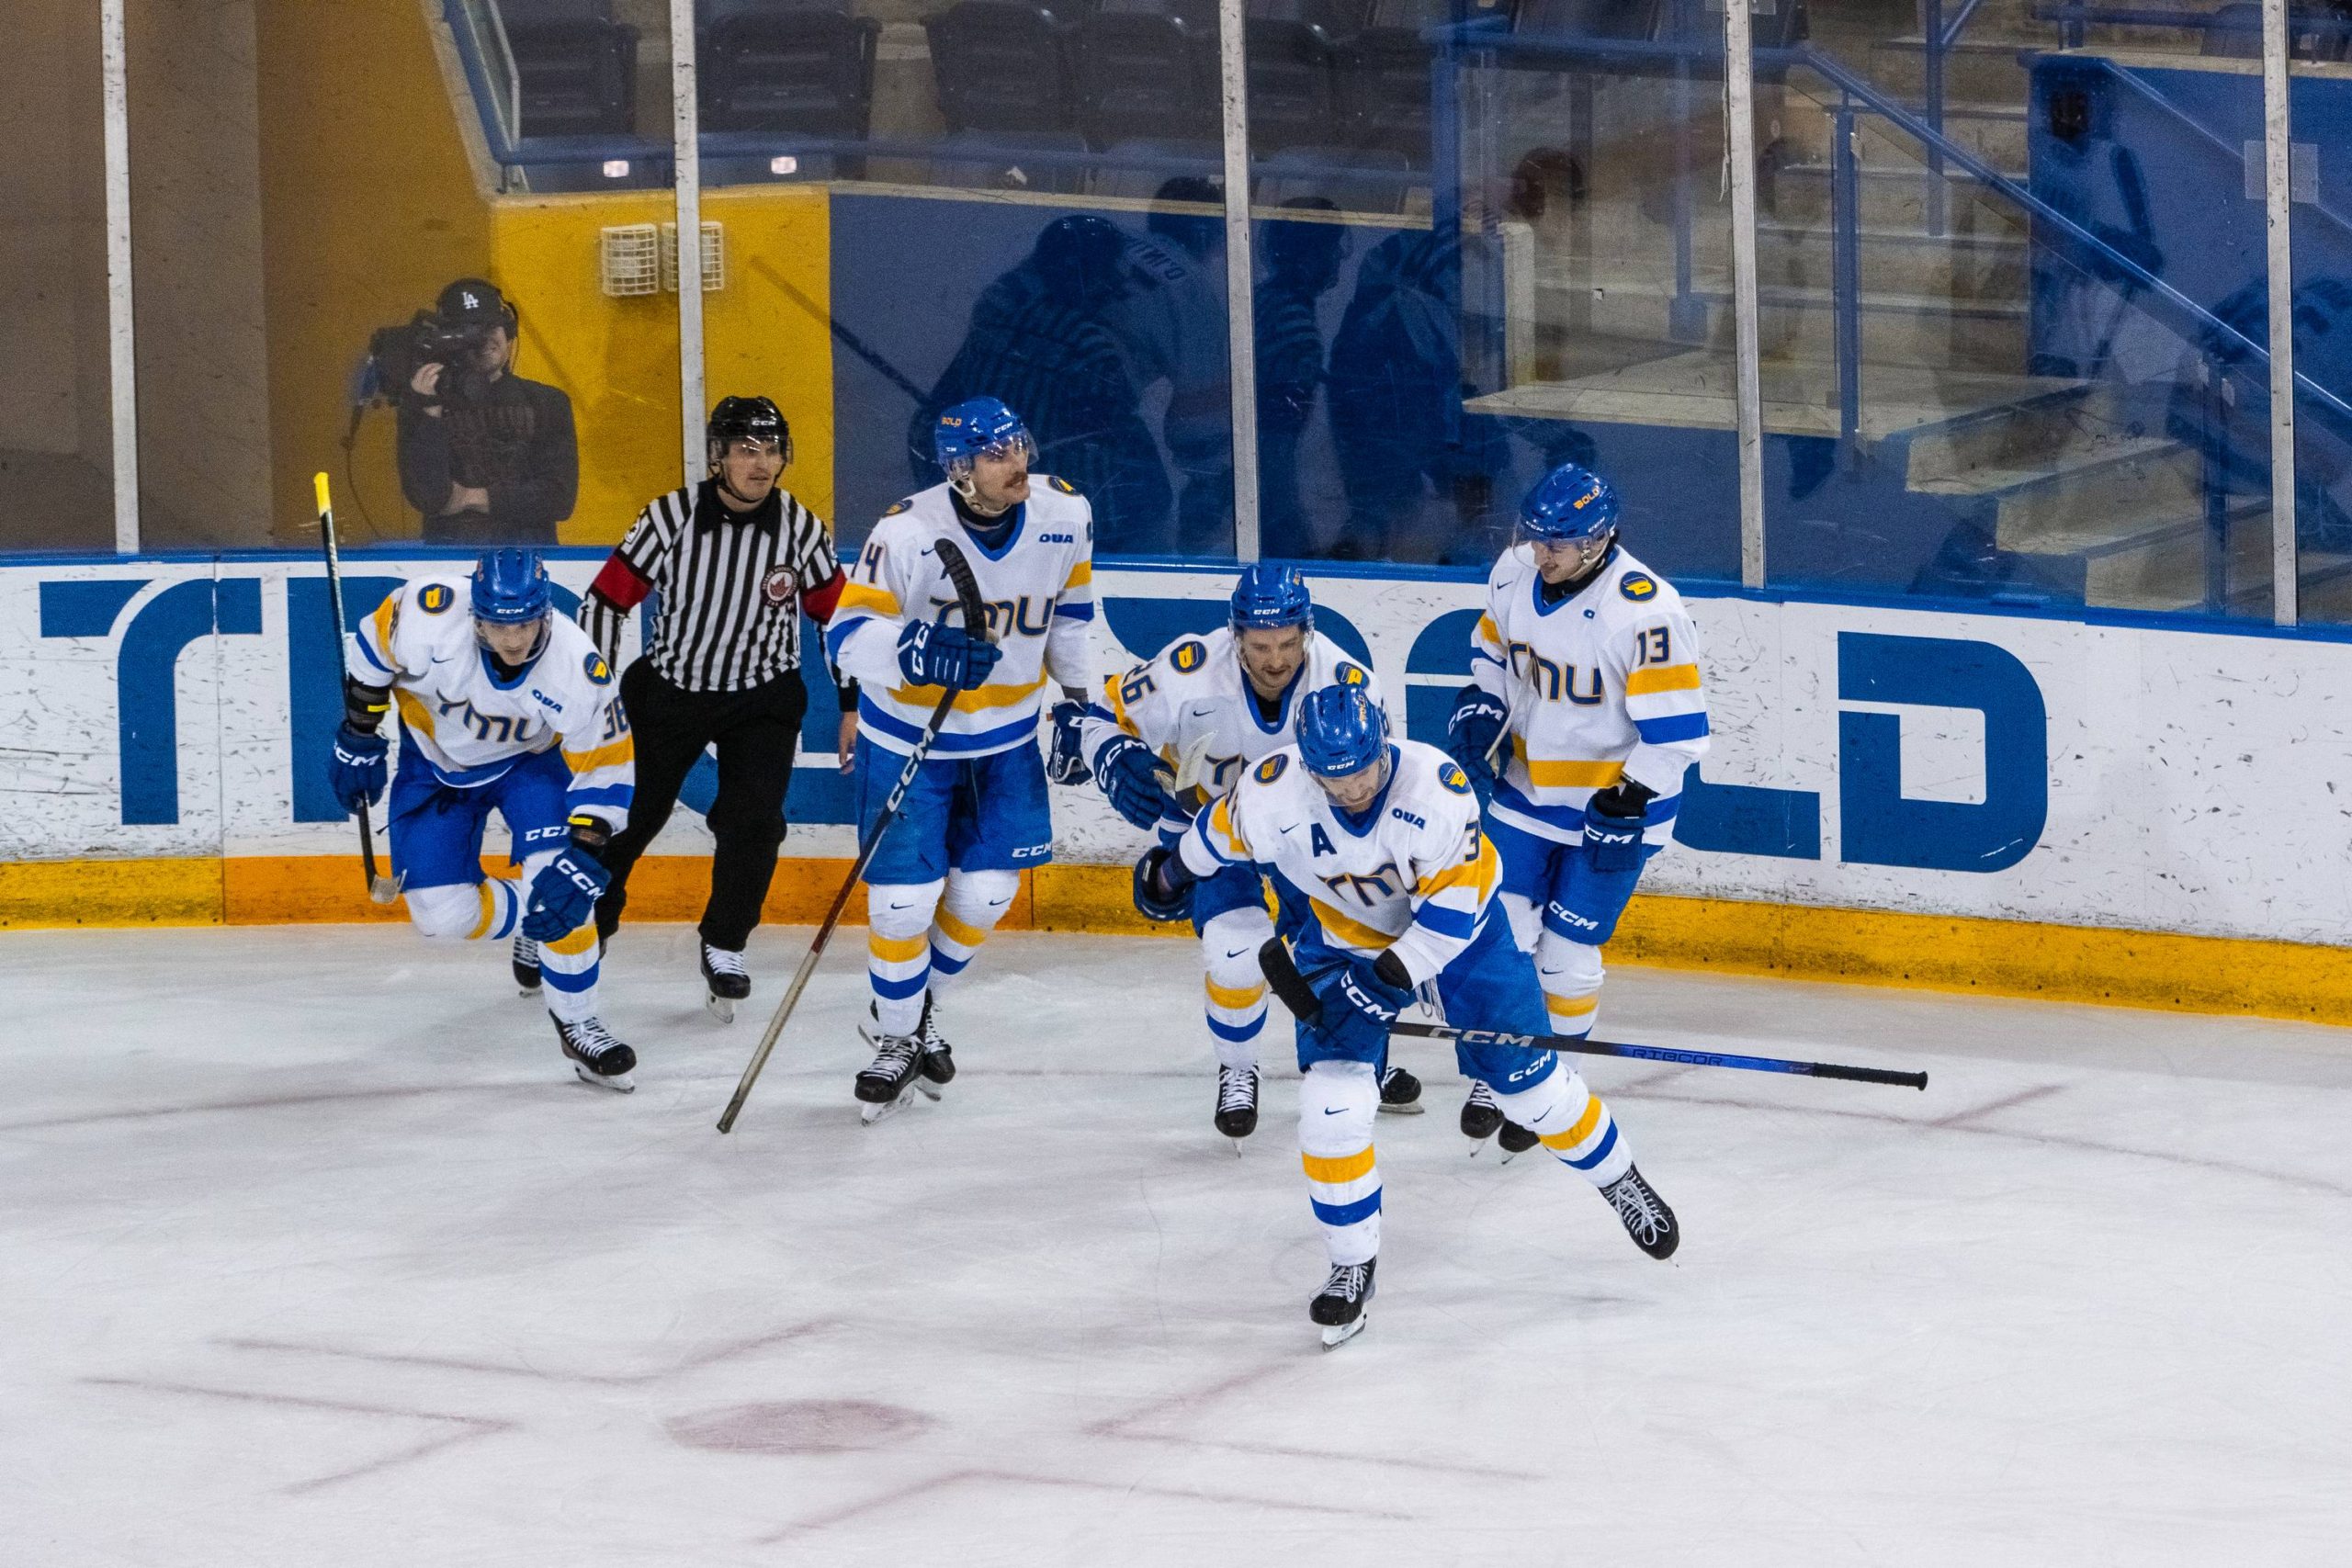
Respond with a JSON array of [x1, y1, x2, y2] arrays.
[[396, 278, 579, 547]]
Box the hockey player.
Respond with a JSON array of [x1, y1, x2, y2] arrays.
[[1445, 461, 1710, 1146], [325, 550, 639, 1089], [823, 397, 1099, 1121], [1138, 687, 1676, 1346], [1063, 563, 1421, 1142]]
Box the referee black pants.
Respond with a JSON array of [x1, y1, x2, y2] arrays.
[[594, 660, 806, 952]]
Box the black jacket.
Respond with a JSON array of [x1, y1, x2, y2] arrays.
[[397, 373, 578, 546]]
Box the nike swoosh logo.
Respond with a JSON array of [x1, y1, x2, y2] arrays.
[[1278, 824, 1298, 835], [1322, 1107, 1346, 1115], [887, 901, 917, 910], [1224, 948, 1251, 960], [1188, 707, 1220, 718]]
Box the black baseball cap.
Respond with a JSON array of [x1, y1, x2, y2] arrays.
[[436, 277, 512, 327]]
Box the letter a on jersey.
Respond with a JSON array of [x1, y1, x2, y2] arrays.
[[1309, 823, 1337, 857]]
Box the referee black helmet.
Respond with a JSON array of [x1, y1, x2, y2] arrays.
[[708, 396, 791, 467]]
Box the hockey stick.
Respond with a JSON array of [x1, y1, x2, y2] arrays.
[[1259, 939, 1929, 1090], [717, 536, 992, 1133], [313, 472, 401, 906]]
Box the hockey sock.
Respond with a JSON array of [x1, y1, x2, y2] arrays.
[[867, 878, 944, 1037], [1200, 908, 1272, 1069], [1298, 1061, 1381, 1266], [1534, 931, 1605, 1040], [927, 868, 1020, 994], [403, 878, 521, 943], [1494, 1061, 1634, 1187], [538, 921, 602, 1023]]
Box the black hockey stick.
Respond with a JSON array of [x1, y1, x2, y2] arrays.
[[718, 536, 992, 1133], [1259, 939, 1928, 1091], [313, 472, 400, 906]]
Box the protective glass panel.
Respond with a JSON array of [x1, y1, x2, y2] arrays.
[[1371, 0, 1745, 579], [124, 0, 684, 554], [0, 0, 114, 553], [1756, 3, 2278, 620], [2285, 62, 2352, 622]]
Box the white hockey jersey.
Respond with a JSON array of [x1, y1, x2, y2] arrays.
[[1080, 626, 1384, 819], [826, 478, 1097, 758], [345, 575, 636, 833], [1178, 739, 1501, 987], [1470, 544, 1710, 847]]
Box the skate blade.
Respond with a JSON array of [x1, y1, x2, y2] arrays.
[[572, 1064, 635, 1094], [913, 1080, 944, 1102], [705, 993, 736, 1024], [1498, 1146, 1522, 1166], [517, 983, 541, 998], [1376, 1101, 1426, 1116], [1319, 1314, 1369, 1350], [859, 1090, 919, 1125]]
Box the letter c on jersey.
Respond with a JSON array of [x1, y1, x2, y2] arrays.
[[1672, 631, 2046, 872]]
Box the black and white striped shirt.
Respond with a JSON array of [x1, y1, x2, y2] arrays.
[[580, 479, 849, 693]]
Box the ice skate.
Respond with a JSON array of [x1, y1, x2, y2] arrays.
[[1214, 1064, 1259, 1145], [1600, 1164, 1679, 1259], [512, 934, 541, 997], [1498, 1120, 1540, 1163], [914, 994, 954, 1097], [1310, 1258, 1376, 1349], [855, 1013, 927, 1123], [551, 1013, 636, 1092], [701, 941, 749, 1023], [1460, 1079, 1503, 1151], [1377, 1064, 1423, 1115]]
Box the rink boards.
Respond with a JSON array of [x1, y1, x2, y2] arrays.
[[4, 552, 2351, 1020]]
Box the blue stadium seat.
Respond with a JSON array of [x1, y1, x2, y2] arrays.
[[926, 1, 1085, 135], [500, 0, 640, 139], [698, 0, 881, 138]]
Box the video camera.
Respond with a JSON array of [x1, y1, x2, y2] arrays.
[[361, 277, 518, 410]]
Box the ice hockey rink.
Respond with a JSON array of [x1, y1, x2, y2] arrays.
[[7, 923, 2349, 1566]]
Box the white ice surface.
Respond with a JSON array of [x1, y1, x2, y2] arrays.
[[6, 924, 2351, 1566]]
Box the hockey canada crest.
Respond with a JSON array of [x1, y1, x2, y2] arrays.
[[763, 563, 798, 607]]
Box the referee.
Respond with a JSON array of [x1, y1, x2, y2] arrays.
[[578, 396, 856, 1014]]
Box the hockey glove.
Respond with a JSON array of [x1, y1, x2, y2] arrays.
[[1132, 844, 1196, 924], [1583, 779, 1656, 873], [524, 818, 612, 941], [1091, 732, 1174, 831], [327, 722, 390, 812], [1446, 684, 1509, 807], [1296, 944, 1414, 1060], [1045, 700, 1092, 786], [896, 618, 1001, 692]]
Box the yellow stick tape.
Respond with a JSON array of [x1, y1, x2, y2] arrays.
[[11, 857, 2352, 1027]]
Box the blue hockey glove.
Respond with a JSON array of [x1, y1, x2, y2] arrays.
[[327, 722, 389, 812], [896, 617, 1001, 692], [1296, 943, 1413, 1059], [1583, 779, 1655, 873], [1132, 845, 1195, 923], [1045, 700, 1092, 786], [1446, 684, 1508, 807], [524, 821, 611, 941], [1091, 732, 1173, 831]]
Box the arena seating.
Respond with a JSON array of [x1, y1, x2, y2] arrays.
[[925, 1, 1087, 135], [500, 0, 640, 138], [698, 0, 882, 138]]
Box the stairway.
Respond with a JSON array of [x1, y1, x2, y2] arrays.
[[1492, 0, 2290, 613]]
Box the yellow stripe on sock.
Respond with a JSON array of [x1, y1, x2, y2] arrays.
[[933, 907, 989, 950], [467, 882, 498, 941], [1544, 991, 1600, 1018], [545, 923, 598, 956], [1539, 1095, 1605, 1152], [868, 931, 928, 963], [1301, 1146, 1375, 1184], [1205, 977, 1266, 1010]]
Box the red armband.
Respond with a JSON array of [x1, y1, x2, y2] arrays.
[[801, 567, 847, 623], [588, 553, 653, 611]]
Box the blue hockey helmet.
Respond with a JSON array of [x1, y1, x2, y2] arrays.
[[933, 397, 1036, 479], [1519, 461, 1621, 546], [1296, 686, 1388, 779], [470, 548, 551, 624], [1229, 562, 1314, 635]]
